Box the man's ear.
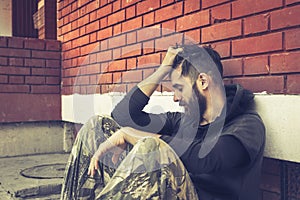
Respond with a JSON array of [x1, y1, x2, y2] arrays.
[[198, 73, 209, 90]]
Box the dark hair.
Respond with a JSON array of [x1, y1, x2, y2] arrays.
[[172, 44, 223, 83]]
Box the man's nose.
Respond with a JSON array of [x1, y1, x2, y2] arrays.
[[173, 92, 181, 102]]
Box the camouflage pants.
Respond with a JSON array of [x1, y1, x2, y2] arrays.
[[60, 115, 199, 200]]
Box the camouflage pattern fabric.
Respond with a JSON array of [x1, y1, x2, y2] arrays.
[[60, 115, 199, 200]]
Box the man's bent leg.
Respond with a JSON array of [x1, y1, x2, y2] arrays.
[[60, 115, 123, 200], [96, 137, 199, 200]]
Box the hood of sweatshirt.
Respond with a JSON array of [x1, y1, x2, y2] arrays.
[[224, 84, 255, 123]]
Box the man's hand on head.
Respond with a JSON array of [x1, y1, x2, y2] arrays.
[[161, 46, 184, 68]]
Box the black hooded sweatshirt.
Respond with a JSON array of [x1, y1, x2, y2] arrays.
[[111, 84, 266, 200]]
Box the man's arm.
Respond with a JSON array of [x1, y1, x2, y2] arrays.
[[111, 47, 183, 132], [137, 47, 183, 97]]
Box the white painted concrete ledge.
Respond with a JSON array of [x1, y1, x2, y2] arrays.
[[62, 93, 300, 163]]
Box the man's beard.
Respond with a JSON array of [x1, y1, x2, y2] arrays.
[[185, 83, 207, 124]]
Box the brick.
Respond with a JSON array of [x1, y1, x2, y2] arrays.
[[31, 68, 60, 76], [232, 32, 282, 56], [108, 59, 126, 72], [156, 33, 183, 51], [86, 0, 98, 14], [232, 0, 282, 18], [126, 5, 136, 19], [143, 40, 155, 54], [232, 76, 284, 93], [211, 41, 230, 58], [98, 73, 112, 84], [31, 85, 60, 94], [24, 59, 45, 67], [261, 173, 281, 193], [72, 35, 90, 47], [108, 34, 126, 49], [86, 85, 98, 94], [287, 74, 300, 94], [0, 66, 30, 75], [64, 48, 80, 59], [61, 23, 72, 35], [97, 4, 112, 19], [0, 57, 7, 65], [244, 55, 269, 75], [0, 48, 30, 57], [24, 39, 45, 50], [126, 57, 137, 70], [100, 62, 109, 73], [90, 10, 98, 22], [96, 50, 112, 62], [90, 32, 97, 43], [64, 67, 79, 77], [286, 28, 300, 50], [122, 16, 142, 32], [270, 51, 300, 73], [113, 24, 122, 36], [286, 0, 300, 5], [25, 76, 45, 84], [222, 58, 243, 77], [155, 2, 183, 23], [85, 64, 101, 74], [113, 48, 122, 60], [156, 34, 183, 51], [113, 72, 122, 83], [0, 37, 7, 47], [122, 0, 140, 8], [75, 75, 89, 85], [71, 20, 78, 30], [162, 20, 176, 35], [0, 84, 30, 93], [0, 75, 8, 83], [32, 50, 60, 59], [211, 3, 231, 22], [137, 0, 160, 15], [80, 43, 99, 56], [89, 74, 98, 84], [262, 158, 281, 175], [122, 70, 142, 83], [9, 76, 24, 84], [143, 12, 154, 27], [113, 0, 121, 12], [121, 43, 142, 58], [202, 0, 230, 9], [64, 29, 80, 41], [137, 53, 161, 69], [126, 31, 137, 44], [184, 0, 200, 14], [184, 29, 200, 44], [46, 76, 60, 85], [97, 27, 113, 41], [108, 10, 125, 26], [271, 5, 300, 30], [79, 26, 86, 36], [202, 20, 242, 42], [8, 37, 24, 48], [86, 21, 100, 34], [69, 10, 79, 22], [244, 14, 269, 35], [161, 0, 174, 7], [137, 25, 161, 42]]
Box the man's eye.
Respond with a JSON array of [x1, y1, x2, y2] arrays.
[[178, 88, 183, 92]]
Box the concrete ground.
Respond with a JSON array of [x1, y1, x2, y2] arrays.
[[0, 153, 69, 200]]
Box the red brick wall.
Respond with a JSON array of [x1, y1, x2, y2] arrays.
[[0, 37, 61, 122], [58, 0, 300, 199], [58, 0, 300, 95]]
